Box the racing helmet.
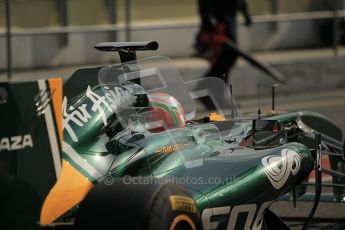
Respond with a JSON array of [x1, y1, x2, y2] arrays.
[[147, 93, 186, 132]]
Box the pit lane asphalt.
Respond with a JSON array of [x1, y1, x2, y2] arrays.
[[271, 200, 345, 230]]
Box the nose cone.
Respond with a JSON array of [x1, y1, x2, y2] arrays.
[[261, 143, 313, 192], [40, 160, 94, 224]]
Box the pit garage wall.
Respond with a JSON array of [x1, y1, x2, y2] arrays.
[[0, 18, 329, 70]]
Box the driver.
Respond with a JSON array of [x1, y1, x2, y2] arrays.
[[146, 93, 186, 133]]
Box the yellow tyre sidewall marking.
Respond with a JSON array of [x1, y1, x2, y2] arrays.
[[169, 195, 196, 213], [169, 214, 196, 230]]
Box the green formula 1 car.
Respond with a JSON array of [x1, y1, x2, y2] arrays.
[[0, 41, 344, 230]]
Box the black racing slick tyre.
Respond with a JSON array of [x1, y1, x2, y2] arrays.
[[147, 182, 200, 230], [74, 177, 202, 230]]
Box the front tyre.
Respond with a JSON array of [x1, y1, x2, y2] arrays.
[[74, 177, 202, 230], [147, 182, 200, 230]]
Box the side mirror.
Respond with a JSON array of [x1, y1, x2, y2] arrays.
[[253, 119, 281, 132]]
